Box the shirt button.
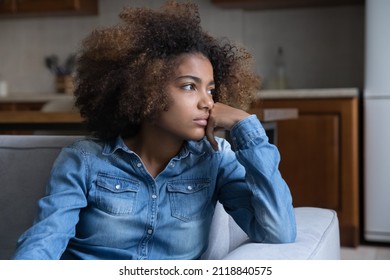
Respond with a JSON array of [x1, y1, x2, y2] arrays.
[[136, 162, 142, 168], [151, 194, 157, 199], [187, 185, 193, 191], [115, 184, 121, 190], [147, 229, 153, 235], [169, 162, 175, 168]]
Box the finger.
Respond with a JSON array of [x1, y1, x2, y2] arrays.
[[205, 121, 219, 151]]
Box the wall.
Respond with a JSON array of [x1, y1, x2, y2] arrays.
[[0, 0, 364, 96]]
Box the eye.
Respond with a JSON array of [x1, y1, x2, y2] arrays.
[[207, 88, 216, 95], [182, 84, 195, 91]]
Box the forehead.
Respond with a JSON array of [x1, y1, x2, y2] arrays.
[[173, 53, 213, 76]]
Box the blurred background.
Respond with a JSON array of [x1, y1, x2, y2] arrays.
[[2, 0, 390, 259], [0, 0, 364, 95]]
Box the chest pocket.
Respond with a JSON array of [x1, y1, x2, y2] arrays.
[[95, 173, 140, 215], [167, 179, 210, 222]]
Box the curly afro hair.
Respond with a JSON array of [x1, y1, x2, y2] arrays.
[[74, 0, 261, 140]]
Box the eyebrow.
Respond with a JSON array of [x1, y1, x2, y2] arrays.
[[176, 75, 215, 86]]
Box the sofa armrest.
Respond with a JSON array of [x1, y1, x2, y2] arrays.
[[222, 207, 340, 260]]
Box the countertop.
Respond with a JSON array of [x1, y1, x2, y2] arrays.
[[0, 93, 74, 103], [257, 88, 359, 99]]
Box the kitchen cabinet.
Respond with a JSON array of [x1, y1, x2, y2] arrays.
[[251, 96, 359, 247], [0, 101, 45, 111], [211, 0, 364, 10], [0, 101, 86, 135], [0, 0, 98, 17], [0, 0, 14, 13], [0, 101, 46, 134], [0, 111, 85, 134]]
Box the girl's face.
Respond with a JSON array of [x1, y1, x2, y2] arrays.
[[155, 53, 215, 142]]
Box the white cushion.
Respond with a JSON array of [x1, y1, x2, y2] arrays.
[[203, 204, 340, 260]]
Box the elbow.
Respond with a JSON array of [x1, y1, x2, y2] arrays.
[[275, 229, 296, 243], [251, 220, 297, 244], [264, 230, 296, 244], [270, 207, 297, 243], [272, 217, 297, 243]]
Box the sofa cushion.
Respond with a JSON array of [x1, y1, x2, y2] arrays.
[[0, 135, 81, 260], [222, 207, 340, 260]]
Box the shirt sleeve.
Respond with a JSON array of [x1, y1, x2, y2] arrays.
[[13, 146, 88, 260], [216, 114, 297, 243]]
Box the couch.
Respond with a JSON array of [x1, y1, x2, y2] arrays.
[[0, 135, 341, 260]]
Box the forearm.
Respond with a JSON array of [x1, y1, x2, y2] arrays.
[[14, 147, 88, 259], [220, 115, 296, 243]]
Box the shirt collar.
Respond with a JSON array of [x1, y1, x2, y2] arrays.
[[102, 136, 131, 156], [102, 136, 207, 158]]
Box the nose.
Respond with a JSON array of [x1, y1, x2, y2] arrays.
[[198, 91, 214, 110]]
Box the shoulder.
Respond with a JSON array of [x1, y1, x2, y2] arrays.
[[65, 137, 105, 155]]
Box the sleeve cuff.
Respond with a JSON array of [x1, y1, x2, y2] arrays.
[[229, 114, 267, 149]]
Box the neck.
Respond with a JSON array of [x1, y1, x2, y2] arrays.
[[124, 121, 183, 177]]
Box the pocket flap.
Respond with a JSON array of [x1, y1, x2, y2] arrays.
[[96, 174, 139, 193], [167, 179, 209, 194]]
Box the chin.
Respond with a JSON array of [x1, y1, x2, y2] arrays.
[[186, 133, 205, 142], [181, 127, 207, 142]]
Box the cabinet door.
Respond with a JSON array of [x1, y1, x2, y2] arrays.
[[0, 102, 45, 111], [277, 114, 340, 209], [0, 1, 15, 13], [254, 97, 359, 247], [0, 0, 98, 15], [16, 0, 78, 13]]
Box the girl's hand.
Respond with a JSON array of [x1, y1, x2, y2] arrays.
[[206, 102, 250, 151]]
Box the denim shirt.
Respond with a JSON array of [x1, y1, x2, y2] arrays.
[[13, 115, 296, 260]]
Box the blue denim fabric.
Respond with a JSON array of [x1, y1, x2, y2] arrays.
[[13, 115, 296, 260]]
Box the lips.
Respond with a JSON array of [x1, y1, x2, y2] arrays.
[[193, 115, 209, 127], [193, 119, 208, 126]]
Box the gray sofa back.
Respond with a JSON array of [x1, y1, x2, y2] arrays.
[[0, 135, 82, 259]]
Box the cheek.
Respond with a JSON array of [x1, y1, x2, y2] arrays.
[[157, 106, 193, 134], [167, 108, 188, 125], [156, 108, 181, 129]]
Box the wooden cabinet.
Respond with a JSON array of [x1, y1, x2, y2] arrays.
[[251, 97, 359, 247], [0, 0, 15, 13], [0, 101, 45, 111], [0, 101, 46, 134], [0, 0, 98, 16], [0, 101, 86, 135], [211, 0, 364, 10]]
